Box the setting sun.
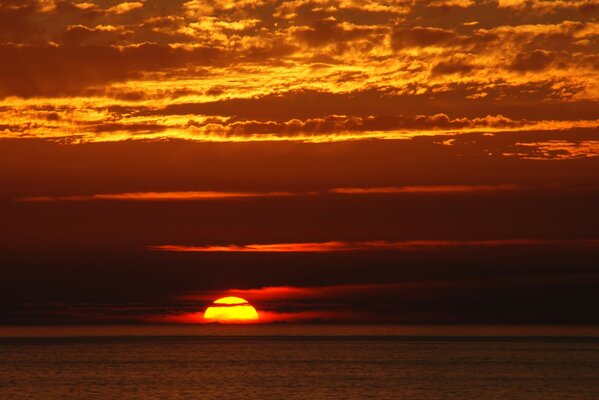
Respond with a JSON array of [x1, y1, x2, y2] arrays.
[[203, 297, 259, 323]]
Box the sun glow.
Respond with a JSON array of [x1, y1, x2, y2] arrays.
[[203, 297, 260, 323]]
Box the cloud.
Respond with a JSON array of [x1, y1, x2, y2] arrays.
[[497, 0, 598, 14], [16, 190, 304, 202], [72, 2, 99, 11], [428, 0, 474, 7], [291, 18, 383, 48], [207, 114, 528, 137], [144, 82, 599, 123], [431, 59, 476, 75], [106, 2, 143, 15], [0, 1, 596, 146], [169, 273, 599, 323], [509, 49, 555, 72], [0, 1, 38, 42], [391, 26, 456, 49], [0, 0, 596, 137], [149, 239, 599, 253], [62, 24, 125, 45], [504, 140, 599, 160], [497, 0, 527, 8], [0, 43, 222, 97], [180, 283, 457, 304], [3, 100, 597, 143], [13, 184, 518, 202], [183, 0, 267, 16], [330, 184, 518, 194]]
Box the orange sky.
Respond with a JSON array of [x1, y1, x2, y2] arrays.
[[0, 0, 598, 324], [0, 0, 597, 151]]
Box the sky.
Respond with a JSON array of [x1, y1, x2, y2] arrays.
[[1, 0, 598, 325]]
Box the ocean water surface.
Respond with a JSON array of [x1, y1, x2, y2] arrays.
[[0, 325, 598, 399]]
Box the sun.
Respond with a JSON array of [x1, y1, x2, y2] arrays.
[[203, 296, 260, 323]]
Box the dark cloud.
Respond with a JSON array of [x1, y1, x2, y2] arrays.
[[391, 26, 455, 49], [2, 245, 599, 324], [87, 122, 168, 134], [292, 18, 382, 48], [213, 113, 525, 137], [509, 49, 555, 72], [0, 1, 38, 42], [0, 43, 222, 97], [431, 59, 476, 75], [154, 87, 599, 121]]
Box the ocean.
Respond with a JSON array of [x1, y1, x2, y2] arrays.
[[1, 325, 598, 399]]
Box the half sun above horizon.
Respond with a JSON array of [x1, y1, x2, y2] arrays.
[[203, 297, 260, 323]]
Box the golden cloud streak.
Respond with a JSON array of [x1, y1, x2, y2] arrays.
[[149, 239, 599, 253], [504, 140, 599, 160], [3, 117, 598, 144], [330, 184, 518, 194], [16, 191, 304, 202], [14, 184, 521, 202]]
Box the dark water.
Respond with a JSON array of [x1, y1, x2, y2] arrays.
[[1, 326, 598, 399]]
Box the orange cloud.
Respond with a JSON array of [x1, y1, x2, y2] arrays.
[[106, 2, 143, 15], [148, 308, 369, 324], [169, 272, 599, 323], [291, 18, 383, 48], [0, 1, 597, 155], [504, 140, 599, 160], [181, 283, 422, 302], [16, 190, 304, 202], [149, 239, 599, 253], [330, 184, 518, 194], [217, 114, 529, 136], [165, 283, 421, 323], [13, 185, 524, 202]]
